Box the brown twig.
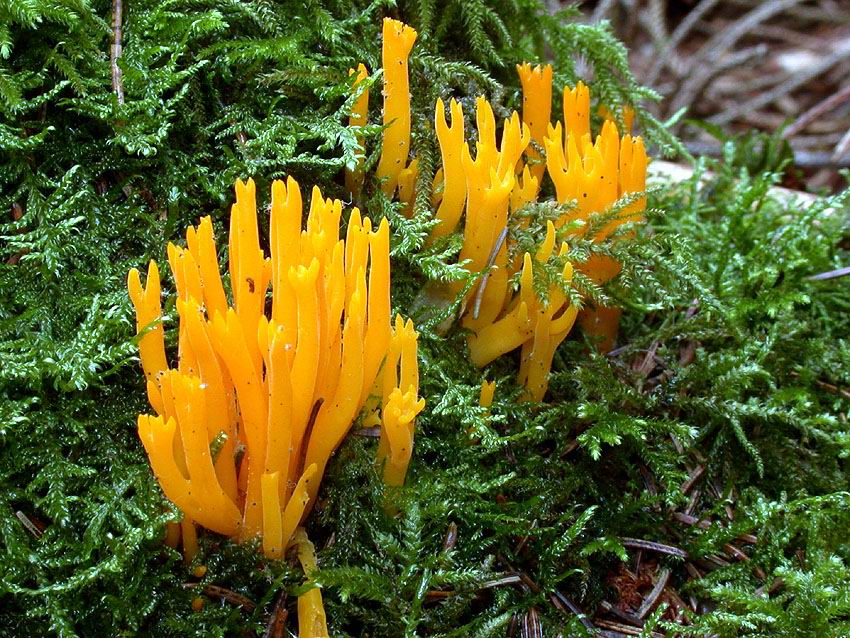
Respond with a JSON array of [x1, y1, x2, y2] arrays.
[[262, 591, 288, 638], [599, 600, 645, 628], [684, 562, 703, 581], [783, 83, 850, 138], [681, 465, 705, 494], [621, 538, 688, 559], [789, 370, 850, 400], [684, 488, 701, 517], [636, 568, 670, 619], [728, 0, 850, 24], [498, 553, 595, 632], [110, 0, 125, 104], [6, 202, 29, 265], [443, 521, 458, 551], [513, 519, 537, 555], [590, 0, 618, 24], [723, 543, 749, 562], [664, 586, 692, 621], [522, 606, 543, 638], [16, 511, 43, 538], [549, 590, 596, 633], [472, 226, 509, 320], [595, 618, 663, 638], [833, 127, 850, 161], [181, 584, 256, 611], [479, 574, 523, 590]]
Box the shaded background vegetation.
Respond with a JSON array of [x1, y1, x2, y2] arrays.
[[1, 0, 848, 636], [581, 0, 850, 192]]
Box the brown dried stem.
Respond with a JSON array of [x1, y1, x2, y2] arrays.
[[110, 0, 124, 105]]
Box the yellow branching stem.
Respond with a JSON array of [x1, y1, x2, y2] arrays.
[[517, 63, 552, 190], [398, 158, 419, 218], [479, 380, 496, 410], [345, 64, 370, 200], [129, 176, 422, 564], [294, 528, 330, 638], [430, 98, 466, 241], [376, 316, 425, 489], [375, 18, 417, 197]]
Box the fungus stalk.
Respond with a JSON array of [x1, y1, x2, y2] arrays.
[[375, 18, 417, 197], [345, 64, 370, 201]]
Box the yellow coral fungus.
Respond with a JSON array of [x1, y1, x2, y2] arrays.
[[479, 380, 496, 410], [294, 528, 330, 638], [345, 63, 370, 200], [436, 69, 647, 398], [129, 176, 422, 560], [375, 18, 417, 197], [517, 63, 552, 188], [545, 97, 648, 351], [376, 316, 425, 487], [430, 98, 466, 240], [398, 158, 419, 218]]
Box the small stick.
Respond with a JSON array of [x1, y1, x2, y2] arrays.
[[684, 488, 701, 517], [595, 619, 663, 637], [723, 543, 749, 561], [16, 511, 43, 538], [637, 342, 660, 377], [809, 266, 850, 281], [646, 0, 722, 85], [621, 538, 688, 559], [522, 606, 542, 638], [443, 521, 458, 551], [478, 574, 523, 590], [600, 601, 644, 627], [110, 0, 125, 104], [472, 226, 509, 320], [301, 398, 324, 449], [353, 427, 381, 438], [664, 587, 691, 621], [425, 590, 454, 601], [671, 0, 803, 114], [498, 553, 595, 633], [636, 568, 670, 619], [711, 43, 850, 125], [182, 584, 256, 611], [549, 590, 596, 633], [590, 0, 618, 23], [684, 563, 703, 581], [681, 465, 705, 494], [7, 203, 28, 265], [673, 512, 711, 529], [783, 83, 850, 138], [513, 519, 537, 555], [833, 127, 850, 161], [262, 591, 288, 638]]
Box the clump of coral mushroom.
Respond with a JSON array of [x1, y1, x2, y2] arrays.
[[346, 19, 649, 402], [128, 175, 423, 549]]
